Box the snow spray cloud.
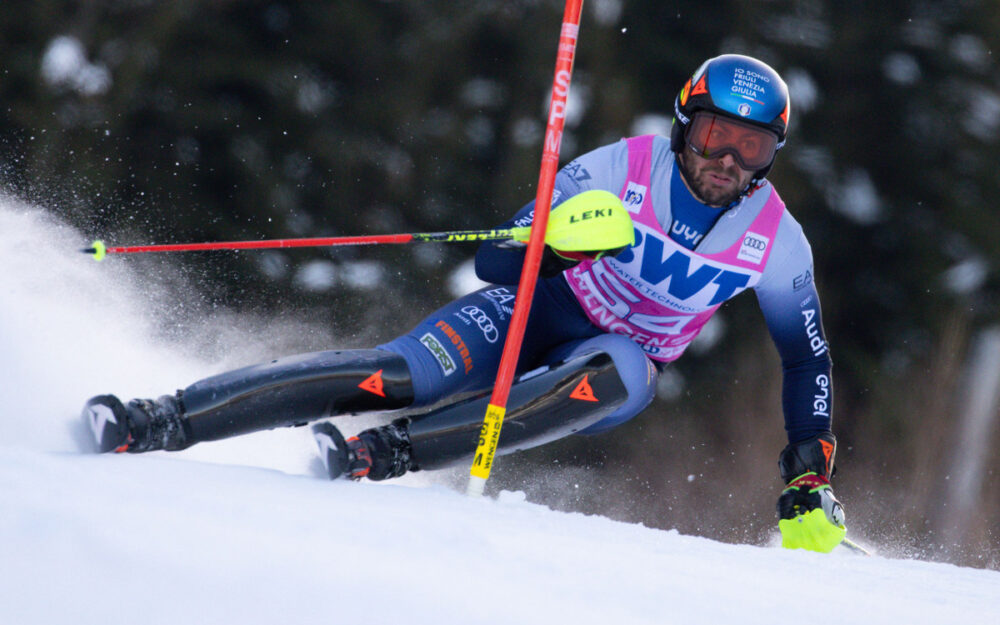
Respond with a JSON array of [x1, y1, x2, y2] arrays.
[[0, 196, 341, 474], [0, 195, 546, 488], [0, 196, 216, 453]]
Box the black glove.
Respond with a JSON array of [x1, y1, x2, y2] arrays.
[[775, 432, 847, 552], [538, 244, 627, 277]]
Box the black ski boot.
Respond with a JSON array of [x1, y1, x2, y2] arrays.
[[311, 420, 413, 481], [82, 394, 188, 453]]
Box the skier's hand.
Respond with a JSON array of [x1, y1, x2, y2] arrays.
[[777, 472, 846, 553]]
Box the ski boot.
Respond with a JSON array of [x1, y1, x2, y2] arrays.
[[311, 420, 413, 481], [82, 394, 188, 453]]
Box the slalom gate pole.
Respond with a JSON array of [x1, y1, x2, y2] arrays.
[[80, 227, 532, 261], [467, 0, 584, 497]]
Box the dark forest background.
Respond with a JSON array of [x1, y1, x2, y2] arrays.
[[2, 1, 999, 568]]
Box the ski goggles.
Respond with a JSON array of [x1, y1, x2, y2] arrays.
[[684, 112, 779, 171]]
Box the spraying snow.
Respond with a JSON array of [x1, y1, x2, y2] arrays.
[[1, 196, 999, 625]]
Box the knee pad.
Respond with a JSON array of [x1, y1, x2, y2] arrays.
[[401, 349, 629, 471], [556, 334, 658, 434]]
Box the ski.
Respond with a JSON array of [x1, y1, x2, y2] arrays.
[[840, 537, 872, 556]]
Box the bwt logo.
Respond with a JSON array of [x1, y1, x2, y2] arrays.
[[617, 231, 752, 306]]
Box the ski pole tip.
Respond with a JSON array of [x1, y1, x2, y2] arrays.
[[82, 240, 107, 261]]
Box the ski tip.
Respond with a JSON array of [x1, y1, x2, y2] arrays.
[[82, 240, 107, 261]]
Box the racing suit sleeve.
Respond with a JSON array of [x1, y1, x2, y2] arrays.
[[474, 200, 539, 285], [753, 228, 834, 444], [475, 141, 629, 284]]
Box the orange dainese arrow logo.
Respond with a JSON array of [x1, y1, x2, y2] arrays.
[[820, 438, 835, 475], [358, 369, 386, 397], [569, 374, 599, 402]]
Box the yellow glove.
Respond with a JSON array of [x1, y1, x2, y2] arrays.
[[777, 472, 846, 553]]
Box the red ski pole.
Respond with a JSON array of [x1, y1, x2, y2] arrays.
[[467, 0, 584, 496]]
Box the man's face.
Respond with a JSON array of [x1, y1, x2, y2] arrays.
[[677, 148, 755, 207]]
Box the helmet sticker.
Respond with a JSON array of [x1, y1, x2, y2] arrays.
[[690, 75, 709, 97], [730, 66, 769, 105]]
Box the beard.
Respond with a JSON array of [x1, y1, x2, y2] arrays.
[[677, 151, 752, 207]]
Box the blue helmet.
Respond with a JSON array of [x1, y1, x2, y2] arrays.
[[671, 54, 790, 178]]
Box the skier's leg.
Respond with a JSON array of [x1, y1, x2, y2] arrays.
[[377, 279, 608, 406], [83, 349, 414, 453], [83, 283, 537, 454], [183, 349, 415, 441], [84, 280, 593, 456], [542, 333, 660, 436], [316, 333, 658, 480]]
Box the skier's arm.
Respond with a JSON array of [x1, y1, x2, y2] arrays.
[[753, 237, 833, 444], [755, 228, 848, 552], [474, 200, 548, 285], [476, 142, 629, 284]]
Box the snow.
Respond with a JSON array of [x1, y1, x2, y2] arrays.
[[2, 197, 1000, 624], [40, 36, 112, 96]]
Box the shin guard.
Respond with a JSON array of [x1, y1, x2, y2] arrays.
[[180, 349, 414, 444], [401, 350, 628, 472]]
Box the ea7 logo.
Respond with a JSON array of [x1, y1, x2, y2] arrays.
[[483, 287, 514, 305], [562, 161, 592, 182], [623, 182, 646, 213]]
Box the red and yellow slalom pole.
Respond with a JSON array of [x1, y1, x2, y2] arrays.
[[467, 0, 585, 496]]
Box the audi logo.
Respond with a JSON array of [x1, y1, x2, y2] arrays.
[[743, 236, 767, 251], [460, 306, 499, 343]]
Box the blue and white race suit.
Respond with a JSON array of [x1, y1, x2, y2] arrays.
[[383, 135, 832, 443]]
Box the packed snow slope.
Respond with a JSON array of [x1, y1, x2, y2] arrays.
[[2, 199, 999, 625]]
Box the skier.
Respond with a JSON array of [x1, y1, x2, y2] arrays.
[[83, 54, 847, 553]]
